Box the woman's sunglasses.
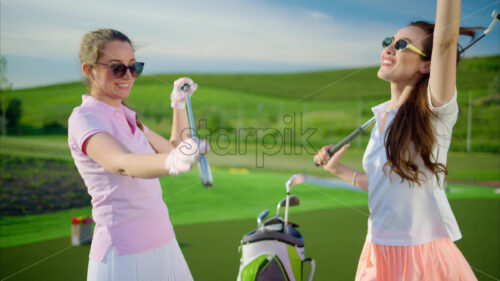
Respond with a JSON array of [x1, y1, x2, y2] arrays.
[[95, 62, 145, 78], [382, 37, 427, 57]]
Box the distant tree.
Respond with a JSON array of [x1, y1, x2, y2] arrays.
[[0, 56, 13, 136], [6, 99, 22, 128]]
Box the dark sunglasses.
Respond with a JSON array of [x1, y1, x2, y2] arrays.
[[382, 37, 427, 57], [95, 62, 145, 78]]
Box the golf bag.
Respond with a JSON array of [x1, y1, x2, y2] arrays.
[[236, 217, 315, 281]]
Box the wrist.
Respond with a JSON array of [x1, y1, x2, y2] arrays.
[[171, 100, 186, 109], [351, 171, 358, 186], [325, 165, 339, 175], [164, 151, 178, 176]]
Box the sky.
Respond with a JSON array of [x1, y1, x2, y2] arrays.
[[1, 0, 499, 89]]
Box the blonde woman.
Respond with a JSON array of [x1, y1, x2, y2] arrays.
[[68, 28, 205, 281]]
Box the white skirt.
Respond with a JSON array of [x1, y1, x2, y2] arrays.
[[87, 239, 193, 281]]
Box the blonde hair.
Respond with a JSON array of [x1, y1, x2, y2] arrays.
[[79, 28, 133, 92]]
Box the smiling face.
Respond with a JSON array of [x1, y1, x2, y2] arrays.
[[377, 26, 430, 85], [88, 40, 136, 107]]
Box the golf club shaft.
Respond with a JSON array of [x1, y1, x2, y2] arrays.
[[284, 193, 290, 234], [184, 88, 197, 138], [182, 84, 214, 188], [459, 33, 485, 54], [315, 117, 375, 166]]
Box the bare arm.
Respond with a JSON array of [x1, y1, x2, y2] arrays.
[[144, 127, 176, 154], [86, 132, 170, 178], [429, 0, 461, 107], [327, 163, 369, 192]]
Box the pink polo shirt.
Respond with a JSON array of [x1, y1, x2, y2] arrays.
[[68, 95, 175, 262]]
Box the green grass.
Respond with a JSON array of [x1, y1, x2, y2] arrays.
[[2, 55, 499, 152], [0, 208, 92, 248], [2, 135, 500, 182], [2, 165, 499, 248], [1, 199, 498, 281]]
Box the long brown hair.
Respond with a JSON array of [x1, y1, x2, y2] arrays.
[[383, 21, 479, 185], [79, 28, 144, 131]]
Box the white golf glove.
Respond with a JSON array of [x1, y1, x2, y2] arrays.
[[170, 77, 198, 109], [164, 138, 209, 176]]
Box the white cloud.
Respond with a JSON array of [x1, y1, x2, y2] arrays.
[[1, 0, 396, 70], [3, 0, 496, 88], [308, 10, 333, 21]]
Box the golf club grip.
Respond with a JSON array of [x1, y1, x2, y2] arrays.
[[314, 117, 375, 166], [328, 127, 364, 156]]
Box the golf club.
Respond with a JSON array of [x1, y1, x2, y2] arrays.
[[257, 209, 270, 230], [181, 83, 214, 188], [460, 10, 499, 54], [284, 174, 308, 234], [276, 195, 300, 216], [314, 117, 375, 166], [315, 9, 499, 167]]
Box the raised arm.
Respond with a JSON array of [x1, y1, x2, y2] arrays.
[[429, 0, 461, 107]]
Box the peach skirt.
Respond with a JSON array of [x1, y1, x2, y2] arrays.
[[355, 238, 477, 281]]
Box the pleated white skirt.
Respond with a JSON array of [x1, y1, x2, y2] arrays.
[[87, 239, 193, 281]]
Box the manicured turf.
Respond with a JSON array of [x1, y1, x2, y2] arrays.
[[2, 165, 499, 248], [2, 135, 500, 182], [1, 199, 498, 281]]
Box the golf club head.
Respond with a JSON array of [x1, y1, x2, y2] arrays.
[[263, 223, 283, 232], [492, 10, 499, 21], [262, 216, 299, 233], [276, 195, 300, 216], [263, 215, 284, 226], [257, 209, 270, 229], [485, 10, 500, 34], [198, 155, 213, 188], [285, 174, 308, 193]]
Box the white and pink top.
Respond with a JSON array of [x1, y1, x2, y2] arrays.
[[68, 95, 175, 262], [362, 87, 462, 246]]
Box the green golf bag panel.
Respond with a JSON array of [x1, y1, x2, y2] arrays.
[[287, 244, 302, 281], [237, 239, 309, 281], [240, 254, 289, 281]]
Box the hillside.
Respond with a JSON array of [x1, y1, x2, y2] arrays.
[[2, 55, 499, 152]]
